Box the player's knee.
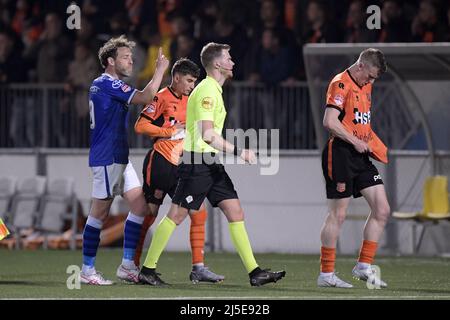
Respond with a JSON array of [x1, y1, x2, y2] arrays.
[[225, 207, 244, 222], [330, 209, 347, 225], [234, 208, 245, 221], [89, 208, 109, 222], [168, 207, 188, 225], [375, 204, 391, 223]]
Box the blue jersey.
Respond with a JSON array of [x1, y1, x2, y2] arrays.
[[88, 73, 137, 166]]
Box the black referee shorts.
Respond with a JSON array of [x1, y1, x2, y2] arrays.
[[142, 149, 179, 205], [322, 137, 383, 199], [172, 152, 239, 211]]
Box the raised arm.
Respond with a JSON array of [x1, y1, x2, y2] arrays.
[[131, 48, 169, 105]]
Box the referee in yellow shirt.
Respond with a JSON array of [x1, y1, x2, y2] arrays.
[[138, 42, 286, 287]]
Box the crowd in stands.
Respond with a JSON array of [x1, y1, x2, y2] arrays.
[[1, 0, 450, 88]]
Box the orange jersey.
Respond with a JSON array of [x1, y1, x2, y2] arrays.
[[135, 87, 187, 165], [326, 70, 388, 163]]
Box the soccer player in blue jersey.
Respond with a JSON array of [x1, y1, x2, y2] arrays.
[[80, 35, 169, 285]]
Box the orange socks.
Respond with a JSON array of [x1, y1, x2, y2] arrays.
[[320, 246, 336, 273], [134, 214, 156, 266], [190, 208, 207, 265], [358, 240, 378, 264], [320, 241, 377, 274]]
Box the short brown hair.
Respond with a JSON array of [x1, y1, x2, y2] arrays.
[[171, 58, 200, 78], [200, 42, 230, 70], [98, 35, 135, 69], [359, 48, 387, 75]]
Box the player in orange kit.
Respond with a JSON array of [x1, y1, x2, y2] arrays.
[[134, 58, 224, 283], [318, 48, 390, 288]]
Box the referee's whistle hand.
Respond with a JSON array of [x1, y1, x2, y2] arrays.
[[240, 149, 257, 164]]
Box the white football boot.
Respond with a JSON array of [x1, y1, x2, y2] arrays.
[[352, 265, 387, 288], [80, 271, 114, 285], [317, 273, 354, 288], [116, 264, 140, 283]]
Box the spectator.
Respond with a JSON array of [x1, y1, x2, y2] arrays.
[[157, 0, 182, 38], [256, 0, 297, 47], [138, 26, 171, 86], [303, 0, 341, 43], [0, 1, 15, 27], [125, 0, 144, 32], [378, 0, 410, 42], [1, 30, 31, 148], [253, 28, 296, 86], [24, 13, 72, 147], [167, 12, 193, 66], [10, 0, 42, 49], [126, 32, 147, 88], [247, 0, 301, 80], [172, 33, 200, 67], [107, 12, 130, 39], [0, 30, 27, 83], [345, 0, 378, 43], [75, 18, 102, 56], [247, 28, 297, 132], [25, 12, 71, 83], [212, 14, 249, 80], [167, 11, 192, 37], [11, 0, 38, 35], [192, 0, 219, 42], [80, 0, 126, 34], [411, 0, 447, 42], [63, 41, 99, 147]]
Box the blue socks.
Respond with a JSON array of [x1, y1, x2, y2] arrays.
[[82, 216, 103, 274], [122, 212, 144, 267], [82, 212, 144, 273]]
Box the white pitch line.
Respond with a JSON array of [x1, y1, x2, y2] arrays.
[[4, 296, 450, 300]]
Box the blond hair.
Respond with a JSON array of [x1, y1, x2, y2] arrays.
[[200, 42, 230, 70], [359, 48, 387, 75]]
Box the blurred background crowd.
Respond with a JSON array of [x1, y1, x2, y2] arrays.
[[1, 0, 450, 88], [0, 0, 449, 149]]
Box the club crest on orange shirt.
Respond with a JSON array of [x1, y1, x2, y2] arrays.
[[145, 104, 156, 114], [333, 94, 344, 106]]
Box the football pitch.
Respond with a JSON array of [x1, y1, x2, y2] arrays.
[[1, 249, 449, 300]]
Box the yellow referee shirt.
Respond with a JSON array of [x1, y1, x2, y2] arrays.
[[183, 76, 227, 153]]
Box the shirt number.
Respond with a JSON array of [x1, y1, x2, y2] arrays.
[[89, 100, 95, 129]]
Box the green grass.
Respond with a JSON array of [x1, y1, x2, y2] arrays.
[[0, 249, 449, 299]]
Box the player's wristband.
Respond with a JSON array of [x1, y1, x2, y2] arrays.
[[233, 145, 242, 156]]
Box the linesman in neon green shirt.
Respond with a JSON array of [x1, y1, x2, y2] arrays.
[[138, 42, 286, 287]]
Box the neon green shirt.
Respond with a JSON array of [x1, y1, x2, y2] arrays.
[[184, 76, 227, 153]]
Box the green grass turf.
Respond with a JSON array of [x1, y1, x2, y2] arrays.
[[0, 249, 449, 299]]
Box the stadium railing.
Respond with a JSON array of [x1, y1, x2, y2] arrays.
[[0, 82, 316, 150]]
